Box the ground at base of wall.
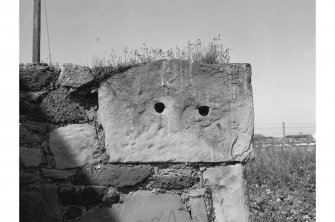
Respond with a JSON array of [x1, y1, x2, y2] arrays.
[[246, 147, 316, 222]]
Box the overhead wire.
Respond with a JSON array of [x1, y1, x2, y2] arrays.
[[43, 0, 52, 64]]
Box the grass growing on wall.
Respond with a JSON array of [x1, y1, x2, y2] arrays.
[[91, 35, 230, 83]]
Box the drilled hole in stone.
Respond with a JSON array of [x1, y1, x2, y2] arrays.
[[198, 106, 209, 116], [154, 102, 165, 113]]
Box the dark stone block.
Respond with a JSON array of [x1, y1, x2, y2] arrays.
[[20, 125, 43, 145], [102, 187, 120, 205], [64, 206, 83, 219], [20, 65, 59, 91], [20, 172, 40, 184], [20, 190, 45, 222], [40, 87, 88, 123], [58, 185, 105, 206], [21, 121, 49, 135], [152, 175, 198, 189], [72, 165, 152, 187]]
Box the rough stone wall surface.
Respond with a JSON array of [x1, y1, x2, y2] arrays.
[[98, 59, 254, 162], [19, 61, 254, 222]]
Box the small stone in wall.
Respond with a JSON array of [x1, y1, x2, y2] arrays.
[[49, 124, 99, 169], [64, 206, 83, 220], [20, 172, 40, 184], [187, 188, 206, 198], [102, 187, 120, 205], [21, 121, 49, 135], [42, 168, 74, 180], [20, 125, 43, 145], [152, 175, 198, 189], [20, 147, 43, 168]]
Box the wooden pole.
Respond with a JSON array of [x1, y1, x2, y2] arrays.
[[33, 0, 41, 63], [282, 121, 286, 146]]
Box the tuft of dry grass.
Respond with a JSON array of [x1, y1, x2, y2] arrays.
[[91, 35, 230, 84]]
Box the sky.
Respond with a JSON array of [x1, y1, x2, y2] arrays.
[[19, 0, 315, 137]]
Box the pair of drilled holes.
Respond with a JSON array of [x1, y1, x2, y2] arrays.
[[154, 102, 209, 116]]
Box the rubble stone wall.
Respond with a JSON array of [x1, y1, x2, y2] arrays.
[[19, 60, 254, 222]]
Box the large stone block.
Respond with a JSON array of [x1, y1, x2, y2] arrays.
[[203, 165, 249, 222], [58, 64, 94, 88], [98, 60, 254, 162], [49, 124, 99, 169], [76, 190, 193, 222], [72, 164, 152, 187]]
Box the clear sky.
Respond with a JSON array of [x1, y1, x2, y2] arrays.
[[19, 0, 315, 137]]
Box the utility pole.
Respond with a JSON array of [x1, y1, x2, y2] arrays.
[[32, 0, 41, 63], [282, 121, 286, 147]]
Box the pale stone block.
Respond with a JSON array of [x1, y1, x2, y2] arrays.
[[58, 63, 94, 88], [98, 60, 254, 162], [76, 190, 193, 222], [190, 197, 209, 222], [49, 124, 99, 169], [203, 165, 249, 222]]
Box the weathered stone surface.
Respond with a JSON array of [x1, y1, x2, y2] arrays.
[[190, 197, 209, 222], [20, 65, 59, 91], [152, 175, 197, 189], [152, 167, 197, 189], [158, 168, 193, 176], [188, 188, 206, 197], [64, 206, 83, 219], [20, 190, 45, 222], [58, 184, 105, 206], [42, 168, 74, 180], [20, 91, 45, 104], [21, 121, 49, 135], [20, 172, 40, 184], [40, 87, 88, 123], [76, 191, 193, 222], [20, 125, 43, 145], [49, 124, 99, 169], [98, 60, 254, 162], [41, 183, 62, 222], [73, 165, 152, 187], [20, 147, 43, 167], [101, 187, 119, 205], [58, 64, 94, 88], [203, 165, 249, 222]]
